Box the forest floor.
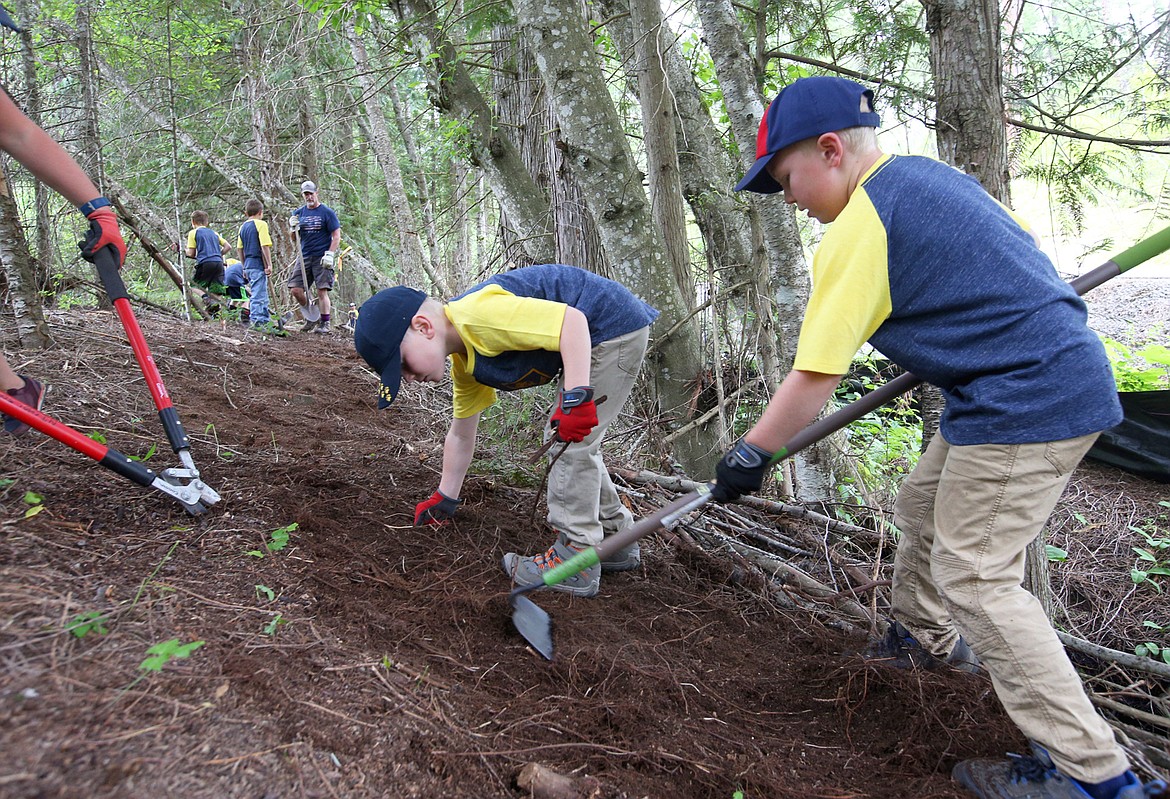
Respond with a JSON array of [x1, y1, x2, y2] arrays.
[[1, 290, 1167, 798]]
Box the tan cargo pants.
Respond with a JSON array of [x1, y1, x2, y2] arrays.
[[892, 432, 1129, 783], [546, 326, 649, 547]]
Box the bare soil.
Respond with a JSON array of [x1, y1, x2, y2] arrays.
[[1, 307, 1166, 798]]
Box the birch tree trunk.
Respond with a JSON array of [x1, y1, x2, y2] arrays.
[[628, 0, 694, 309], [695, 0, 808, 365], [0, 162, 51, 346], [394, 0, 557, 266], [387, 79, 443, 281], [17, 2, 54, 277], [513, 0, 720, 471], [348, 24, 448, 294]]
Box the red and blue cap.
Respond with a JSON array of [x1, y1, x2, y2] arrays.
[[735, 76, 880, 194], [353, 286, 427, 409]]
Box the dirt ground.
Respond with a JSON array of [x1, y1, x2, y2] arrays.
[[1, 307, 1167, 799]]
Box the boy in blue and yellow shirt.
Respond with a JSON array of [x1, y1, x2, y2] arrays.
[[713, 76, 1162, 799], [355, 265, 658, 598]]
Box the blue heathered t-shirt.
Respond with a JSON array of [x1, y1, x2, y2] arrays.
[[449, 264, 659, 392], [192, 227, 224, 264], [295, 204, 340, 259], [857, 155, 1121, 444]]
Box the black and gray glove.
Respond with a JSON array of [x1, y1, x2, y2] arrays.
[[712, 438, 775, 502]]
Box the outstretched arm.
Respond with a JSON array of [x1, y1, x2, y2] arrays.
[[0, 86, 102, 206], [438, 413, 480, 498]]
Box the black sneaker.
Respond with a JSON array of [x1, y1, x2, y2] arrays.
[[863, 619, 984, 674], [3, 375, 46, 436], [953, 742, 1168, 798]]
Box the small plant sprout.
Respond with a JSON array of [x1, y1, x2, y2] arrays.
[[246, 522, 298, 558], [263, 614, 287, 636], [139, 638, 205, 672], [1045, 544, 1069, 563], [22, 491, 45, 519], [67, 611, 110, 638], [1135, 622, 1170, 664], [1131, 526, 1170, 592], [255, 584, 275, 601]]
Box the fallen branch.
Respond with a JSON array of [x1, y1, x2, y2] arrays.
[[1057, 630, 1170, 680]]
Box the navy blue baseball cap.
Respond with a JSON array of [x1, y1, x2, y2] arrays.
[[735, 76, 880, 194], [353, 286, 427, 408]]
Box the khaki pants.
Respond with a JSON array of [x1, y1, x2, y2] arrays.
[[546, 326, 649, 547], [892, 433, 1128, 783]]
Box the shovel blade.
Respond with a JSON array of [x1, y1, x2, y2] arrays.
[[510, 592, 553, 659], [301, 302, 321, 322]]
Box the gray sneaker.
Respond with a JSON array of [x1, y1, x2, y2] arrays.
[[313, 322, 331, 335], [502, 532, 600, 597], [600, 540, 641, 573], [300, 316, 319, 332], [3, 375, 45, 436]]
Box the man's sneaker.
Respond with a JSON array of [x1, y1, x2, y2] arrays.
[[501, 531, 600, 597], [600, 540, 641, 573], [300, 316, 319, 332], [953, 742, 1168, 798], [313, 322, 331, 335], [863, 619, 984, 675], [3, 375, 45, 436]]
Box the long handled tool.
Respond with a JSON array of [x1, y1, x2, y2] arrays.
[[292, 228, 321, 323], [509, 224, 1170, 658], [0, 245, 221, 514]]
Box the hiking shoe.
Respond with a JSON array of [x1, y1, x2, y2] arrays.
[[300, 316, 319, 332], [864, 619, 984, 675], [3, 375, 45, 436], [313, 322, 331, 335], [600, 540, 641, 573], [953, 742, 1168, 798], [502, 532, 600, 597]]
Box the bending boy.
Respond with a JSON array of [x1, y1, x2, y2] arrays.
[[713, 76, 1163, 799], [354, 264, 658, 597]]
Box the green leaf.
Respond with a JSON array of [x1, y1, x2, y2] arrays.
[[22, 491, 43, 505], [255, 584, 275, 601], [139, 639, 205, 672], [67, 611, 110, 638], [1045, 544, 1069, 562]]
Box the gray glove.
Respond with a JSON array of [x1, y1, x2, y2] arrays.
[[320, 250, 335, 268], [288, 215, 300, 232]]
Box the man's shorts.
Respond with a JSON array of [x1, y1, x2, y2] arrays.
[[194, 260, 225, 287], [287, 255, 335, 292]]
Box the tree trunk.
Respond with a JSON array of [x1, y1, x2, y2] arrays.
[[693, 0, 808, 366], [921, 0, 1010, 204], [491, 23, 604, 274], [394, 0, 557, 266], [17, 1, 55, 279], [387, 79, 443, 281], [347, 24, 448, 295], [0, 162, 51, 346], [513, 0, 719, 472], [629, 0, 694, 309]]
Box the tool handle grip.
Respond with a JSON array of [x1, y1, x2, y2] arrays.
[[540, 486, 715, 588]]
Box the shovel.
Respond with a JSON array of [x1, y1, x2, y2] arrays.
[[292, 228, 321, 323], [508, 223, 1170, 659]]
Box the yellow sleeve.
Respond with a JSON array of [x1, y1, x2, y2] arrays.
[[186, 229, 196, 249], [793, 191, 892, 374], [256, 219, 272, 247], [450, 285, 566, 356], [450, 352, 497, 419]]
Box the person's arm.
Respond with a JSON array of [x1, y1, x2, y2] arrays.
[[219, 235, 231, 255], [184, 230, 196, 259], [438, 413, 480, 498], [558, 306, 591, 388], [0, 86, 102, 205], [261, 244, 272, 275], [329, 227, 341, 252], [0, 86, 126, 264], [744, 369, 843, 453], [712, 369, 842, 502]]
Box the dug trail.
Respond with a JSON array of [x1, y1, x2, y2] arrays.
[[2, 307, 1165, 799]]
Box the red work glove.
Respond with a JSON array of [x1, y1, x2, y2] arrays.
[[79, 204, 127, 266], [414, 489, 461, 526], [550, 386, 598, 443]]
